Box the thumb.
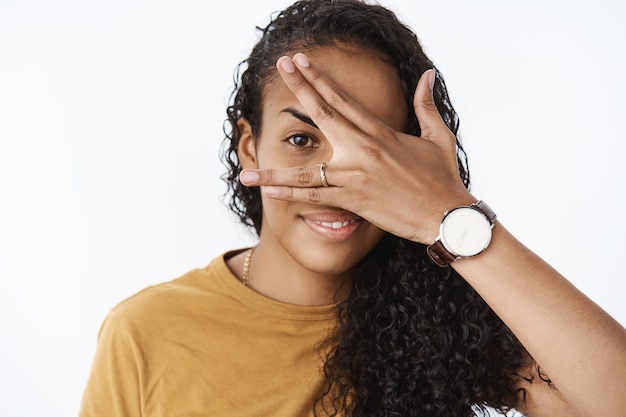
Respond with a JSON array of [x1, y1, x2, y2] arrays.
[[413, 69, 451, 142]]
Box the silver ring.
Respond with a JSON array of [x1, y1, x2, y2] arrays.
[[320, 163, 329, 187]]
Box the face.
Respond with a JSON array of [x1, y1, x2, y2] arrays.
[[239, 45, 407, 278]]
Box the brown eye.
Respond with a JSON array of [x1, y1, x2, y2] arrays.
[[287, 134, 315, 148]]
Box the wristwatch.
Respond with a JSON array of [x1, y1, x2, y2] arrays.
[[427, 200, 497, 267]]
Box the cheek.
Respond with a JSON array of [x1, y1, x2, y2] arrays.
[[255, 143, 287, 169], [366, 228, 386, 251], [260, 195, 293, 226]]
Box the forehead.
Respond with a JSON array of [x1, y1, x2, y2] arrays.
[[262, 45, 408, 131]]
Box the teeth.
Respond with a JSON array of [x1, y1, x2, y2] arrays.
[[317, 220, 355, 229]]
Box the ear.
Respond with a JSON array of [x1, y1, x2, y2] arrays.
[[237, 118, 258, 169]]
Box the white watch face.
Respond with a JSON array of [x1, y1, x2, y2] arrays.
[[440, 207, 492, 257]]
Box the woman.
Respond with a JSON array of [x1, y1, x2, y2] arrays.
[[80, 0, 626, 416]]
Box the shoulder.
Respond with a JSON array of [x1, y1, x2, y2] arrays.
[[102, 252, 238, 335], [110, 267, 206, 318]]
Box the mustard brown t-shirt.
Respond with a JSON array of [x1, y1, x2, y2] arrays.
[[80, 251, 337, 417]]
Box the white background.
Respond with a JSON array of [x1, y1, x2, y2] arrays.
[[1, 1, 625, 416]]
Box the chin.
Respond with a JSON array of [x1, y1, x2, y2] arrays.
[[296, 244, 375, 276]]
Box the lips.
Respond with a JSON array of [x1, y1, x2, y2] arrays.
[[301, 211, 362, 241]]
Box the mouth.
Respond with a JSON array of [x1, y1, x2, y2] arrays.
[[301, 211, 362, 241], [314, 219, 357, 229]]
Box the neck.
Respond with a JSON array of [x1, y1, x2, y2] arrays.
[[246, 242, 352, 306]]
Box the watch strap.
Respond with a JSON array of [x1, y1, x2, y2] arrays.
[[427, 200, 496, 267], [475, 200, 497, 225], [427, 240, 458, 267]]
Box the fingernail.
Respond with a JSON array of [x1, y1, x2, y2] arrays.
[[428, 69, 436, 90], [278, 57, 296, 73], [263, 186, 279, 197], [294, 53, 310, 68], [240, 170, 260, 184]]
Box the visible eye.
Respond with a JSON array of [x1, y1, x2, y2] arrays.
[[286, 134, 316, 148]]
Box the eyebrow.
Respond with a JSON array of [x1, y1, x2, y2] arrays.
[[281, 107, 319, 130]]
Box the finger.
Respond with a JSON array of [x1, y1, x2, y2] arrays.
[[240, 165, 333, 188], [291, 53, 391, 136], [262, 185, 344, 207], [276, 55, 390, 153], [413, 69, 454, 147]]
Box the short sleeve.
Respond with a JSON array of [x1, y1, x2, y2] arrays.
[[79, 311, 143, 417]]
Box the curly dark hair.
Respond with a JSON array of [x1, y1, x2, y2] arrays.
[[221, 0, 531, 415]]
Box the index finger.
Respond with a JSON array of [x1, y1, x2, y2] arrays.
[[240, 164, 329, 188]]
